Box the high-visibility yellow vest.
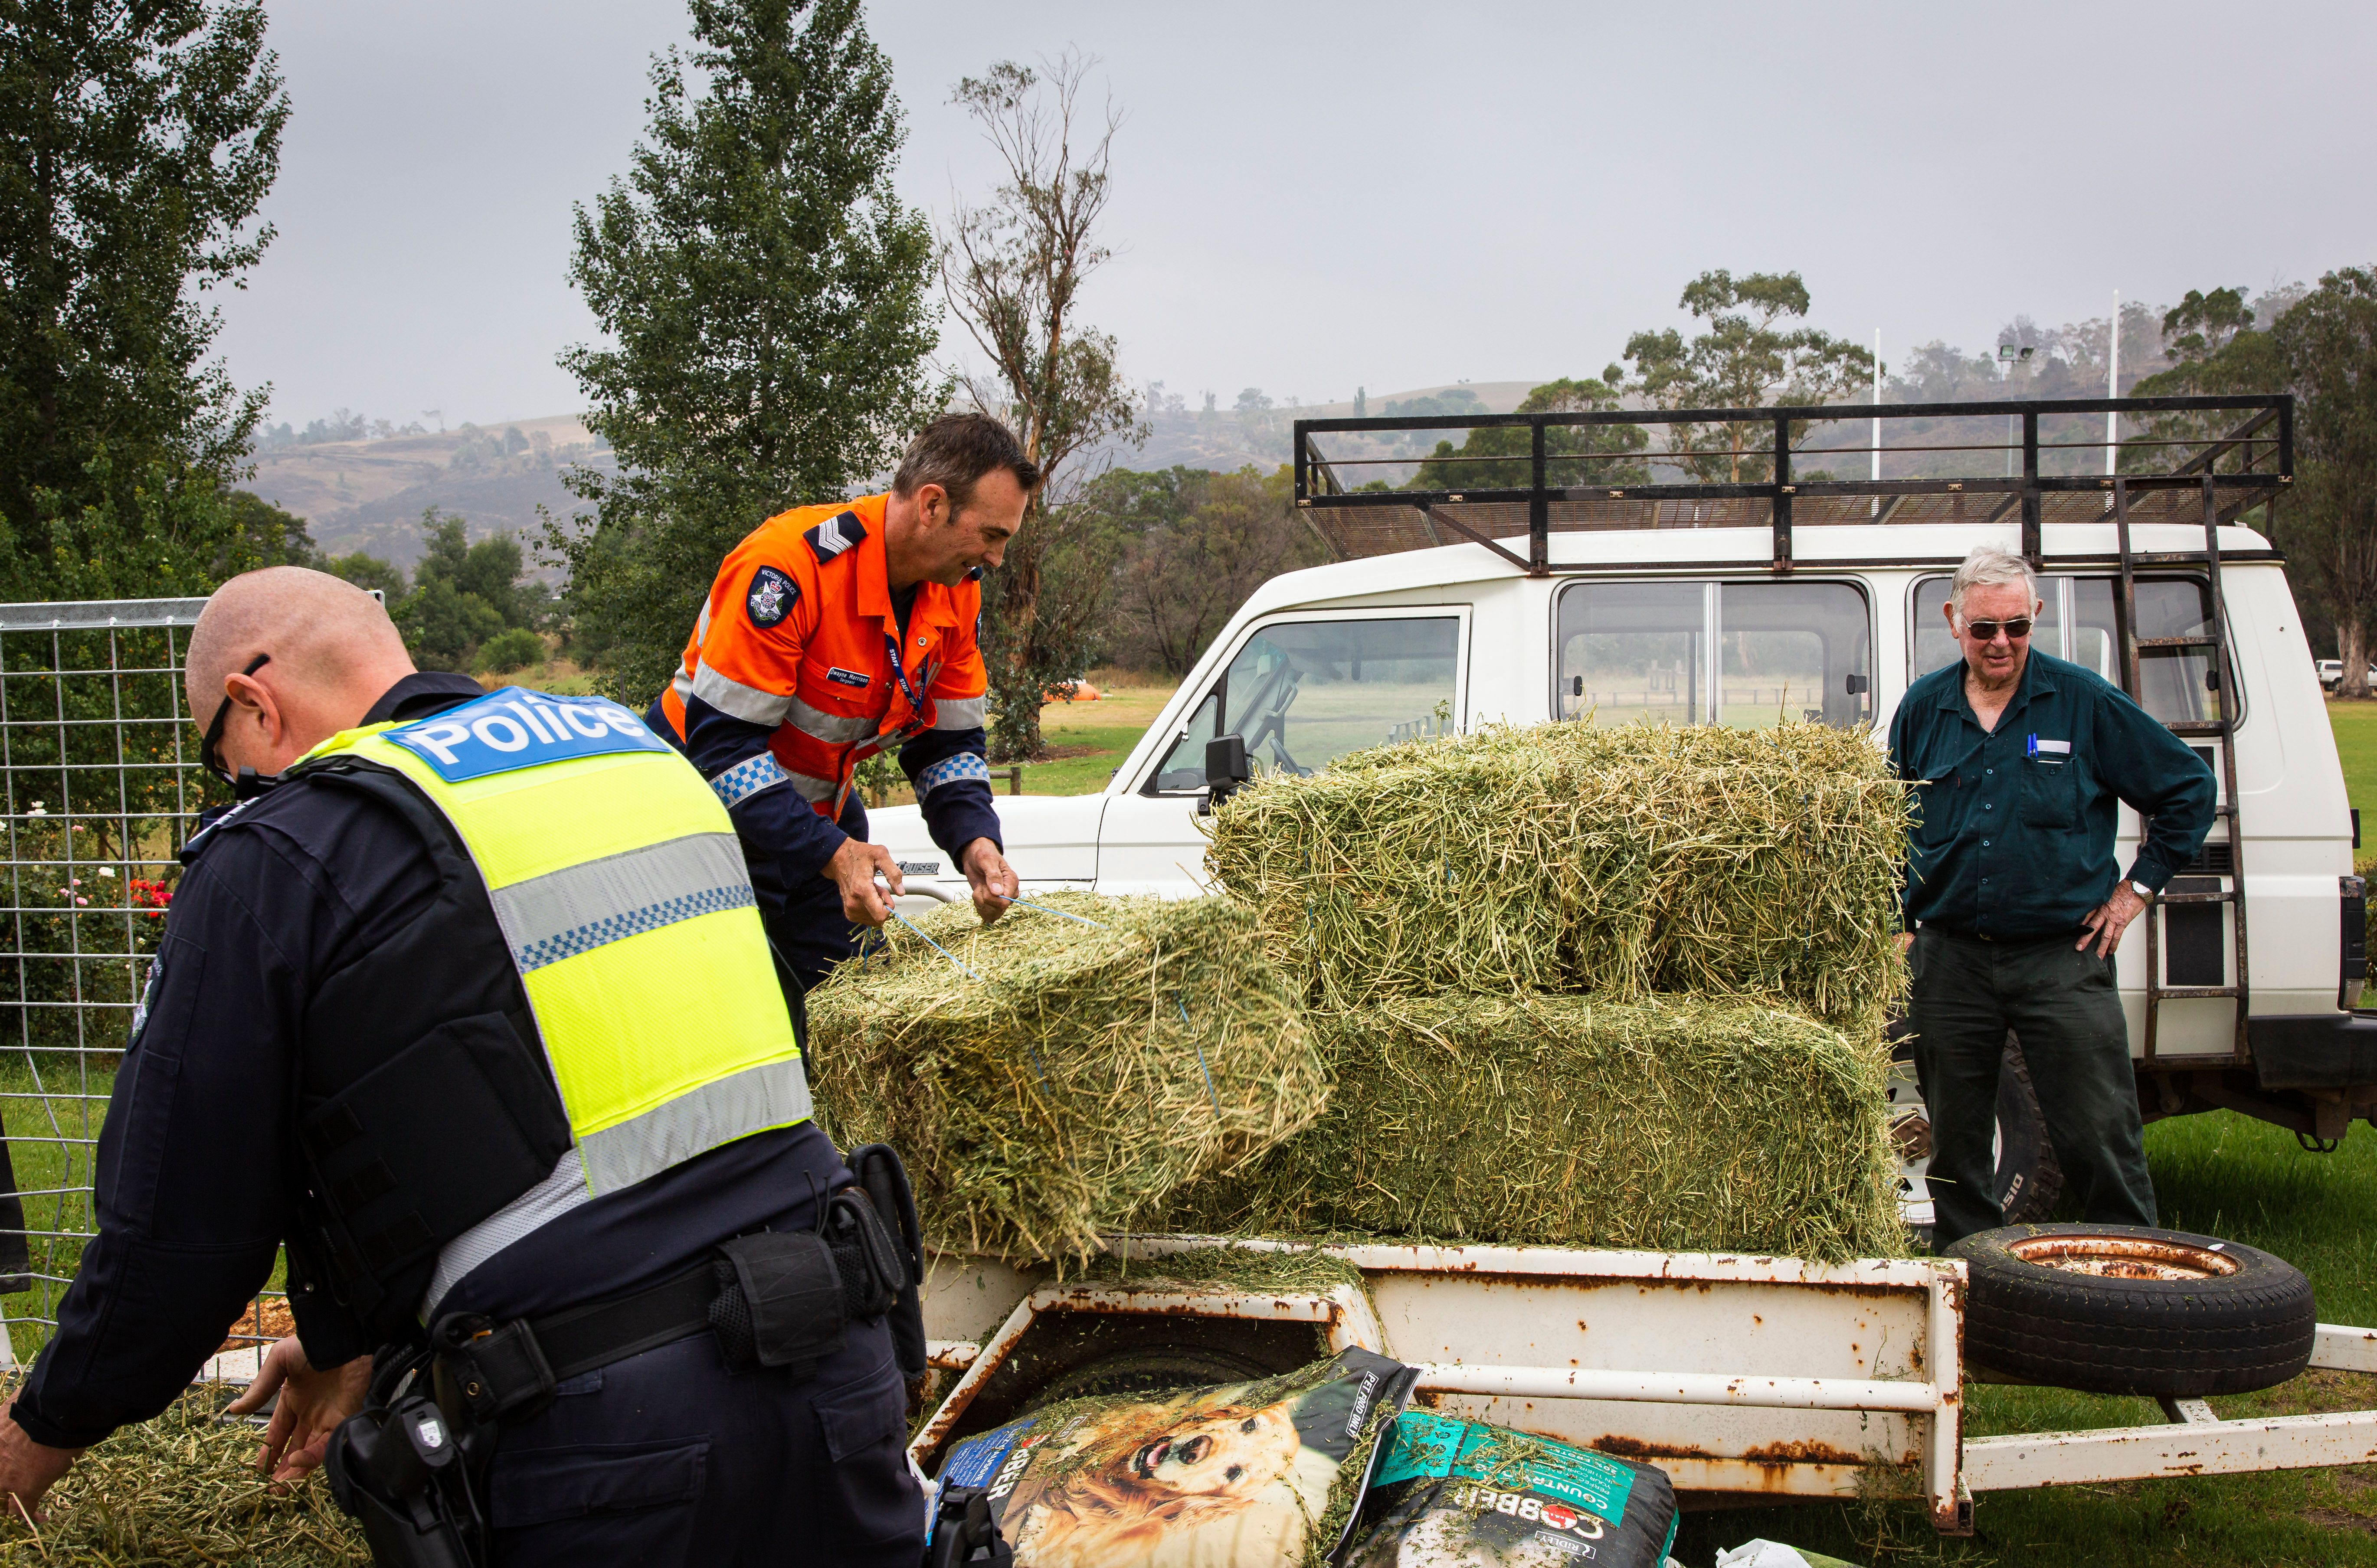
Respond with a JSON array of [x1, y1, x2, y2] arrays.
[[298, 686, 810, 1197]]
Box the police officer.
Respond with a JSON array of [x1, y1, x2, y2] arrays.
[[0, 569, 923, 1565], [651, 413, 1038, 1002]]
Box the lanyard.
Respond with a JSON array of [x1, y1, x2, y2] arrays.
[[882, 630, 926, 723]]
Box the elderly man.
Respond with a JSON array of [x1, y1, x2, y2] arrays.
[[1889, 545, 2217, 1247]]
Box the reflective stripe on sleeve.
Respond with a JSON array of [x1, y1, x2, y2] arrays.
[[691, 661, 792, 726], [916, 751, 992, 799], [491, 832, 757, 972], [787, 769, 837, 804], [710, 752, 791, 809], [931, 695, 988, 730], [787, 694, 878, 745], [578, 1056, 815, 1195]]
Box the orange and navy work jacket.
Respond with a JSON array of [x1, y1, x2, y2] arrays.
[[649, 494, 1001, 907]]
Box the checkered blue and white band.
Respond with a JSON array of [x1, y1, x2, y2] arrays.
[[710, 752, 792, 809], [915, 752, 991, 800]]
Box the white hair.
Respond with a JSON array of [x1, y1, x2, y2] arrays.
[[1948, 546, 2039, 619]]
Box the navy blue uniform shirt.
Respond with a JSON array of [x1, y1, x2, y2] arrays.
[[1888, 650, 2218, 941], [12, 673, 848, 1450]]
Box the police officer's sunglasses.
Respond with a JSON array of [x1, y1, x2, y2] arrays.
[[200, 653, 272, 785], [1959, 616, 2034, 643]]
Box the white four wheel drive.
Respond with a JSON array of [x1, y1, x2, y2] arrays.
[[875, 396, 2375, 1217], [890, 396, 2377, 1530]]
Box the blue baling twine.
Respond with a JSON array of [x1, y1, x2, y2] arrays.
[[1180, 994, 1222, 1117], [890, 908, 981, 981], [995, 892, 1109, 928]]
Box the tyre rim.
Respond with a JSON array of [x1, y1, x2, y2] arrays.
[[2005, 1234, 2241, 1281]]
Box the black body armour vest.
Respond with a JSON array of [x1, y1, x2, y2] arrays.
[[219, 762, 573, 1345]]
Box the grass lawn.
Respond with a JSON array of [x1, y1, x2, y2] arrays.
[[1020, 673, 1181, 795], [2333, 697, 2377, 855]]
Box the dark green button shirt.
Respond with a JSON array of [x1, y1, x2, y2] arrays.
[[1887, 650, 2217, 940]]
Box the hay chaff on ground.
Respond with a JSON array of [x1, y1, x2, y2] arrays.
[[1205, 720, 1912, 1035], [808, 890, 1328, 1263], [1162, 992, 1904, 1263], [0, 1377, 365, 1567]]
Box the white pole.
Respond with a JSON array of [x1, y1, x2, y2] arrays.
[[1871, 329, 1882, 516], [2106, 289, 2120, 476]]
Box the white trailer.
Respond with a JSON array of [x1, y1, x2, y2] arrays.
[[913, 1236, 2377, 1536]]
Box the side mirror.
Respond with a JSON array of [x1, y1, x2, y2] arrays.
[[1200, 735, 1252, 815]]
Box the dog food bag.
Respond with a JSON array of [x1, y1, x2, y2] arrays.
[[1342, 1411, 1679, 1568], [929, 1346, 1415, 1568]]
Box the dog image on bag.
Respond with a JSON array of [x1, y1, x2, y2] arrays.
[[1007, 1393, 1332, 1566], [928, 1348, 1415, 1568]]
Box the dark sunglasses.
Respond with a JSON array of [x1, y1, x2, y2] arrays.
[[200, 653, 272, 784], [1961, 616, 2034, 643]]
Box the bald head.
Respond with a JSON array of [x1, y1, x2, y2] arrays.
[[188, 568, 419, 771]]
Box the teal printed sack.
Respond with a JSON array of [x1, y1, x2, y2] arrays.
[[1343, 1411, 1679, 1567]]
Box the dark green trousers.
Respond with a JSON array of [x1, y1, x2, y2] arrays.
[[1909, 925, 2157, 1247]]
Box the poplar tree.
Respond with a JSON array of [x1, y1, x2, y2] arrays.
[[0, 0, 292, 599], [552, 0, 940, 702]]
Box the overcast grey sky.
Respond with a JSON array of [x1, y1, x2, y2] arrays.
[[217, 1, 2377, 430]]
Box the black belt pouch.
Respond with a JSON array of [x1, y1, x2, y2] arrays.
[[712, 1231, 845, 1376]]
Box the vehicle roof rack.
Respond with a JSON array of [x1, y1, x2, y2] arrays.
[[1292, 395, 2292, 576]]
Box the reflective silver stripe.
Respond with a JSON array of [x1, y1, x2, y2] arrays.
[[690, 661, 792, 725], [786, 694, 878, 745], [422, 1149, 591, 1314], [579, 1057, 814, 1195], [787, 769, 836, 803], [491, 833, 753, 972], [671, 665, 696, 710], [695, 597, 713, 642], [932, 695, 988, 730]]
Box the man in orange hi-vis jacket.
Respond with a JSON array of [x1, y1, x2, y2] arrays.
[[649, 413, 1037, 1015]]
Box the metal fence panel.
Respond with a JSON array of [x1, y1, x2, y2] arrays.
[[0, 598, 283, 1370]]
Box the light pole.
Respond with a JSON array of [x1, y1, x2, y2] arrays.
[[1997, 343, 2034, 478]]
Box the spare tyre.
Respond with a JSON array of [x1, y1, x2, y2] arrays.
[[1949, 1224, 2315, 1398]]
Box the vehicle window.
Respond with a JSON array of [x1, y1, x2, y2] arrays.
[[1146, 616, 1462, 792], [1151, 691, 1220, 791], [1912, 575, 2226, 727], [1555, 580, 1873, 730]]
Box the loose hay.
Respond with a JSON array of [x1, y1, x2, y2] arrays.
[[808, 891, 1329, 1263], [1205, 720, 1912, 1034], [1162, 992, 1903, 1263], [0, 1378, 366, 1567]]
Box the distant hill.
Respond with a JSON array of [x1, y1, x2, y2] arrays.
[[246, 412, 610, 570], [1084, 379, 1546, 478], [248, 382, 1555, 557]]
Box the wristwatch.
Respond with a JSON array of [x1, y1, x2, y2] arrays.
[[2129, 880, 2155, 902]]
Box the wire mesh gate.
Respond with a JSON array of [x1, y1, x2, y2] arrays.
[[0, 598, 283, 1371]]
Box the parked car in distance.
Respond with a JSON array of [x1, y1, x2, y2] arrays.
[[2316, 658, 2377, 692]]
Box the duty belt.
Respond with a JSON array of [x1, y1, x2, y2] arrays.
[[432, 1183, 910, 1426]]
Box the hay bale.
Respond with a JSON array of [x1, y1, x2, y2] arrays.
[[808, 891, 1328, 1263], [1204, 720, 1911, 1034], [1161, 992, 1903, 1262]]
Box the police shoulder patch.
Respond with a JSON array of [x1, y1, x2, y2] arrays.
[[803, 510, 867, 565], [746, 565, 798, 628]]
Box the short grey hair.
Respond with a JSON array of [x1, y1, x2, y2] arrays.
[[1948, 546, 2039, 620]]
